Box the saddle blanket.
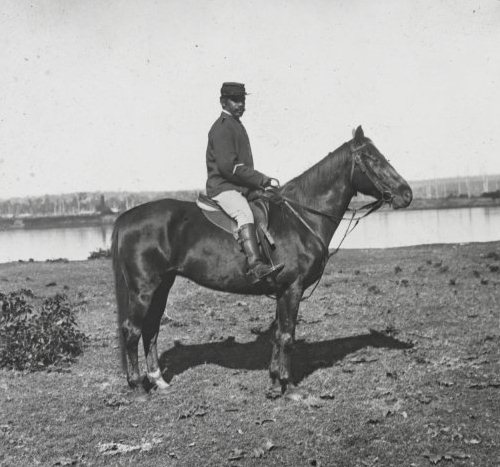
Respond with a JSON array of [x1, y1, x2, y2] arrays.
[[196, 193, 275, 248]]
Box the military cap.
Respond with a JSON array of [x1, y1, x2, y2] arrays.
[[220, 82, 247, 98]]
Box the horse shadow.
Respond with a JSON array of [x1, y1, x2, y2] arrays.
[[158, 323, 413, 384]]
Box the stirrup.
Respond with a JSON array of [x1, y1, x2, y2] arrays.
[[248, 262, 284, 284]]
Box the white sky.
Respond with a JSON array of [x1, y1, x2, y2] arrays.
[[1, 0, 499, 199]]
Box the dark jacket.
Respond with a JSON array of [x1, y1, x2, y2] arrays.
[[206, 112, 269, 197]]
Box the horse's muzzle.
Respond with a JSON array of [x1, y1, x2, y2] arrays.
[[392, 186, 413, 209]]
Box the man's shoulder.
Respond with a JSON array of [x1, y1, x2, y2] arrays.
[[209, 113, 239, 135]]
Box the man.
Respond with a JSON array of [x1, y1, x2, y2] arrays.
[[206, 82, 284, 284]]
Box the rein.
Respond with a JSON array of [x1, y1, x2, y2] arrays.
[[291, 196, 384, 301], [266, 143, 389, 254], [264, 143, 392, 300], [280, 196, 384, 255]]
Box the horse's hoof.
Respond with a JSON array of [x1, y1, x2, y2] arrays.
[[265, 380, 284, 400], [153, 378, 170, 391], [127, 379, 149, 398], [127, 376, 145, 390], [265, 387, 282, 400], [146, 370, 170, 391]]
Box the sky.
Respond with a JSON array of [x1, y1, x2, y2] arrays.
[[1, 0, 499, 199]]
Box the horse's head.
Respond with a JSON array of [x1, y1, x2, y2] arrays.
[[350, 126, 412, 209]]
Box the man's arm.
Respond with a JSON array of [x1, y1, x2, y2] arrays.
[[233, 164, 271, 188]]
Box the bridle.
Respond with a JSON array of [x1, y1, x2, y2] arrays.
[[269, 142, 396, 246], [262, 142, 397, 300], [350, 143, 395, 204]]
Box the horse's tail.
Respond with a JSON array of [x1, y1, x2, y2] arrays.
[[111, 219, 128, 372]]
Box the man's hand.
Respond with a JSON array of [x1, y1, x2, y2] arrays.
[[264, 177, 280, 189], [260, 186, 283, 204]]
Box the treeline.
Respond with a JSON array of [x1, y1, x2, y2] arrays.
[[2, 176, 500, 218], [0, 190, 199, 218], [410, 174, 500, 199]]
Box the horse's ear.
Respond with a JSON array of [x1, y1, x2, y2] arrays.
[[353, 125, 364, 143]]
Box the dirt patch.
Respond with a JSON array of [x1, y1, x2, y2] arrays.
[[1, 241, 499, 466]]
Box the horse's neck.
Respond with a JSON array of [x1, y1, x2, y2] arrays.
[[283, 146, 355, 244]]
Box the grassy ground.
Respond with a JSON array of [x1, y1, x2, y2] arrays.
[[0, 242, 499, 467]]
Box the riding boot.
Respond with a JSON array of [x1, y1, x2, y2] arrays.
[[239, 223, 284, 284]]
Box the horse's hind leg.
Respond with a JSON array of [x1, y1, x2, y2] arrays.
[[142, 275, 175, 390], [121, 283, 159, 389], [122, 311, 143, 389]]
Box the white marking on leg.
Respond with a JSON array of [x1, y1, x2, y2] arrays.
[[148, 369, 162, 379], [147, 369, 170, 389]]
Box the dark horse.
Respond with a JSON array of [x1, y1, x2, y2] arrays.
[[111, 126, 412, 392]]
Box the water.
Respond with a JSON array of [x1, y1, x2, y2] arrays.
[[0, 225, 113, 263], [330, 206, 500, 249], [0, 207, 499, 263]]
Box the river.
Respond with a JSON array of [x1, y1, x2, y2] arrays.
[[0, 207, 499, 263]]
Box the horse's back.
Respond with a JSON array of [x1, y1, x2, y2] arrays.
[[113, 197, 239, 269], [114, 198, 196, 229]]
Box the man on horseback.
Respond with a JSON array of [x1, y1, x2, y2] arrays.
[[206, 82, 284, 284]]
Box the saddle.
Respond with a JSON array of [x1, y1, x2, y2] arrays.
[[196, 192, 277, 259]]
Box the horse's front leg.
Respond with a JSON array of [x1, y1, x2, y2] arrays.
[[269, 280, 303, 392]]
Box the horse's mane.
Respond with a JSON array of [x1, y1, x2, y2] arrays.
[[281, 141, 353, 202]]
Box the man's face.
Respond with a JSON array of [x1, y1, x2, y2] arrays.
[[221, 96, 246, 118]]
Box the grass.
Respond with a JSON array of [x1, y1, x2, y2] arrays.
[[0, 241, 499, 466]]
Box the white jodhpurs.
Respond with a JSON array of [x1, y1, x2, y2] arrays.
[[212, 190, 254, 228]]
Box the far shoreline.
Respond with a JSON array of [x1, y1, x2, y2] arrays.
[[350, 196, 500, 212], [1, 197, 499, 231], [2, 240, 499, 266]]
